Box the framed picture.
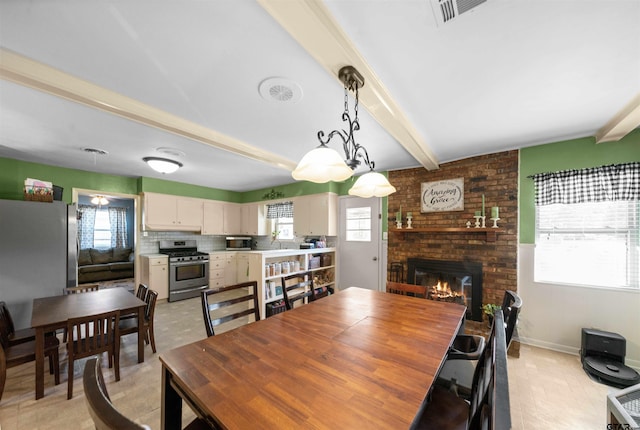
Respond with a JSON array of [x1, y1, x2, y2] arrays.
[[421, 178, 464, 212]]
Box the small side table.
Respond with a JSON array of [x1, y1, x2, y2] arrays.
[[607, 382, 640, 429]]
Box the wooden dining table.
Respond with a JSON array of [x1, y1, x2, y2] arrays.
[[31, 287, 146, 400], [160, 286, 466, 430]]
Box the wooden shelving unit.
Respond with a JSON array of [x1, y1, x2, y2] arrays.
[[390, 227, 504, 242]]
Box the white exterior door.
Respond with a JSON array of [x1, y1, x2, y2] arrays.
[[338, 196, 381, 291]]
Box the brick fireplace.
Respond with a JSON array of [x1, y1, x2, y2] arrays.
[[387, 150, 518, 337]]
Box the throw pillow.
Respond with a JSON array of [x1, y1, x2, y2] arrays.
[[78, 249, 92, 266], [90, 248, 112, 265]]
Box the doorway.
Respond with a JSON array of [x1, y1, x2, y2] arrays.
[[72, 188, 140, 288], [338, 196, 382, 291]]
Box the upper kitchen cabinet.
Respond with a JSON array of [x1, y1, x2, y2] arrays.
[[203, 201, 242, 235], [202, 200, 224, 235], [294, 193, 338, 236], [224, 203, 242, 235], [143, 192, 202, 231], [241, 203, 266, 236]]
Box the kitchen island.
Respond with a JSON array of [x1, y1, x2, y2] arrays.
[[236, 248, 336, 319]]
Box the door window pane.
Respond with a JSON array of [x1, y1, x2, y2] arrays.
[[346, 207, 371, 242]]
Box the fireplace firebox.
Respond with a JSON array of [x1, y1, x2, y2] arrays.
[[407, 258, 482, 321]]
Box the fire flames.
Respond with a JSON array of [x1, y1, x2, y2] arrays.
[[429, 280, 464, 303]]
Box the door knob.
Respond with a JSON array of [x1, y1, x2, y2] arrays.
[[372, 257, 378, 261]]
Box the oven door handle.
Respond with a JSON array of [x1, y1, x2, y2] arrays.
[[170, 285, 209, 294], [171, 260, 209, 267]]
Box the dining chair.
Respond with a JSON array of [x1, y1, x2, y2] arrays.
[[415, 310, 510, 430], [66, 310, 120, 399], [501, 290, 522, 348], [119, 289, 158, 354], [83, 356, 211, 430], [281, 272, 314, 310], [0, 325, 60, 402], [119, 284, 149, 324], [388, 262, 404, 282], [201, 281, 260, 337], [63, 283, 100, 295], [386, 281, 428, 298], [0, 301, 37, 346], [62, 283, 100, 342]]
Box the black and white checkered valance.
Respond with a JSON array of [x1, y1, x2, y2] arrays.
[[266, 201, 294, 219], [531, 162, 640, 206]]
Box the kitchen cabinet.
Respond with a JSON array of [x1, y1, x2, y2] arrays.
[[223, 203, 242, 235], [202, 201, 225, 235], [293, 193, 338, 236], [224, 253, 237, 285], [143, 192, 202, 231], [140, 255, 169, 301], [236, 254, 251, 283], [209, 253, 226, 289], [241, 203, 266, 236]]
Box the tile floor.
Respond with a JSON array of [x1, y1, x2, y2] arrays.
[[0, 294, 619, 429]]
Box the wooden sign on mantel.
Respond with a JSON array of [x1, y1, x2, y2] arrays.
[[421, 178, 464, 212]]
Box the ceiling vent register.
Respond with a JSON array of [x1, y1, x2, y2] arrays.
[[431, 0, 487, 25]]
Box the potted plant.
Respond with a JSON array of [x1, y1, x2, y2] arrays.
[[482, 303, 501, 327]]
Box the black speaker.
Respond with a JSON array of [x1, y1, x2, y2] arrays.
[[581, 328, 640, 388]]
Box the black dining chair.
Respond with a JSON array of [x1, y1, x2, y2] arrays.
[[83, 356, 210, 430], [281, 272, 315, 310], [501, 290, 523, 348], [201, 281, 260, 337]]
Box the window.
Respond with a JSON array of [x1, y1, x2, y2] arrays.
[[93, 208, 112, 249], [535, 201, 639, 288], [346, 207, 371, 241], [267, 201, 294, 240], [532, 162, 639, 290]]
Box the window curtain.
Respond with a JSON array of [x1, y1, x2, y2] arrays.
[[531, 162, 639, 206], [266, 201, 294, 219], [108, 207, 128, 248], [78, 204, 96, 249]]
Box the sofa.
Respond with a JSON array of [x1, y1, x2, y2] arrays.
[[78, 247, 134, 284]]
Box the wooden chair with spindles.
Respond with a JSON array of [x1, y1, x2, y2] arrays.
[[64, 283, 100, 295]]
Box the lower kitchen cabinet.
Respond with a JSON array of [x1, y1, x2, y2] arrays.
[[140, 255, 169, 301]]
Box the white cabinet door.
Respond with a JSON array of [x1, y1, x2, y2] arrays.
[[141, 256, 169, 300], [224, 254, 237, 285], [294, 193, 337, 236], [223, 203, 242, 235], [202, 201, 225, 235], [236, 254, 251, 283], [241, 203, 266, 235], [176, 197, 202, 230]]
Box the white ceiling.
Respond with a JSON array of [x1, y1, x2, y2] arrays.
[[1, 0, 638, 192]]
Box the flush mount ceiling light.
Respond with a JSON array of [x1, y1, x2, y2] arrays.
[[291, 66, 396, 198], [90, 195, 109, 206], [143, 157, 183, 174]]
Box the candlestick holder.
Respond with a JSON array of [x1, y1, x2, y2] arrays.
[[481, 216, 486, 228], [490, 217, 500, 228], [473, 216, 481, 228], [466, 221, 471, 228], [406, 216, 413, 229], [395, 219, 402, 229]]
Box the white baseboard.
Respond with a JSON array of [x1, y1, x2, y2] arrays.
[[519, 337, 640, 372]]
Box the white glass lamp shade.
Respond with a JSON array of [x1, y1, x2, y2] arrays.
[[348, 171, 397, 198], [291, 146, 354, 183], [143, 157, 182, 174], [91, 196, 109, 205]]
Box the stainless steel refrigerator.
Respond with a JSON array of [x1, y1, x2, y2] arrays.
[[0, 199, 77, 329]]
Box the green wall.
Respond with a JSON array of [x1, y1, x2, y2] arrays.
[[519, 129, 640, 243], [0, 158, 138, 203], [0, 157, 363, 205]]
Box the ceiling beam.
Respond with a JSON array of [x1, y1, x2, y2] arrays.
[[0, 48, 297, 172], [595, 93, 640, 143], [258, 0, 439, 171]]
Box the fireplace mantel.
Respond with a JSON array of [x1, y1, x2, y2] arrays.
[[390, 227, 504, 242]]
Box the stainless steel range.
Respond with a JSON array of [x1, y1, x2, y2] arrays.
[[159, 240, 209, 302]]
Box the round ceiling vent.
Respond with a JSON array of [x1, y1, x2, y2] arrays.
[[156, 147, 185, 158], [258, 77, 303, 104]]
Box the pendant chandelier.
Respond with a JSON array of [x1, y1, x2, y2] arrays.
[[91, 195, 109, 206], [292, 66, 396, 198]]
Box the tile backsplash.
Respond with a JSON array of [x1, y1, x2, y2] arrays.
[[138, 231, 335, 254]]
